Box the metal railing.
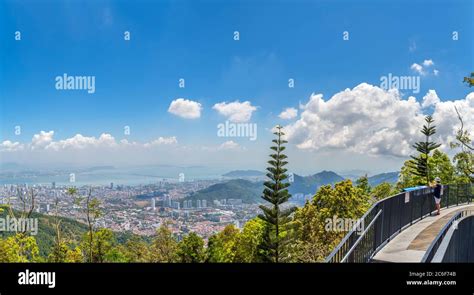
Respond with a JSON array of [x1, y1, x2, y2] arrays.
[[326, 183, 474, 263], [423, 210, 474, 263]]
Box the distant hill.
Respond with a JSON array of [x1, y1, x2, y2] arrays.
[[289, 171, 345, 195], [185, 179, 263, 204], [222, 170, 264, 178], [339, 169, 371, 181], [368, 172, 399, 186], [186, 170, 397, 205], [189, 171, 347, 205]]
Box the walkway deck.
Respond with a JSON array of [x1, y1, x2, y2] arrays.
[[372, 204, 474, 262]]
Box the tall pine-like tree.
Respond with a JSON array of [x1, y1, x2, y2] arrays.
[[258, 125, 295, 263], [410, 115, 441, 185]]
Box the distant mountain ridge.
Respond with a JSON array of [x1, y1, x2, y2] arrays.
[[289, 170, 345, 195], [188, 170, 348, 204], [368, 172, 399, 186], [196, 170, 400, 204]]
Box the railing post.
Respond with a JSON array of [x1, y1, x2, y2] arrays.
[[399, 195, 402, 231], [447, 185, 450, 208], [373, 218, 377, 252], [420, 192, 423, 220], [457, 185, 459, 206]]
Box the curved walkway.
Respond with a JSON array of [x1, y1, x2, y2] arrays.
[[372, 204, 474, 262]]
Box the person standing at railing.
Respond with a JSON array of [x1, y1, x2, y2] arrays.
[[432, 177, 443, 215]]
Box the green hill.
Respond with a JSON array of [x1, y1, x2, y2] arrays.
[[288, 171, 345, 195], [0, 207, 145, 257], [368, 172, 399, 186], [185, 171, 348, 205], [0, 207, 87, 257], [185, 179, 263, 204]]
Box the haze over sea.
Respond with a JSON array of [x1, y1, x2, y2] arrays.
[[0, 165, 230, 186]]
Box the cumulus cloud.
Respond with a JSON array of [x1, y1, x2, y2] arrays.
[[168, 98, 202, 119], [46, 133, 117, 151], [200, 140, 243, 152], [411, 59, 438, 76], [284, 83, 474, 157], [144, 136, 178, 147], [421, 90, 440, 108], [1, 133, 179, 152], [279, 107, 298, 120], [31, 131, 54, 150], [423, 59, 434, 67], [213, 100, 257, 123], [431, 92, 474, 150], [410, 63, 424, 75], [0, 140, 24, 152], [218, 140, 240, 150]]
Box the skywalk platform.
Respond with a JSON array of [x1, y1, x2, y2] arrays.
[[372, 204, 474, 262]]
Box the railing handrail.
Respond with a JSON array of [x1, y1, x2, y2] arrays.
[[421, 211, 463, 263], [422, 209, 474, 263], [326, 183, 473, 263], [325, 191, 407, 262], [341, 209, 382, 262]]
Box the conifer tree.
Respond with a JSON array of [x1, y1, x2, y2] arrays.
[[410, 115, 441, 185], [258, 125, 295, 263]]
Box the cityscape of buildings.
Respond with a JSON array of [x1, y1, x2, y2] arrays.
[[0, 178, 261, 240]]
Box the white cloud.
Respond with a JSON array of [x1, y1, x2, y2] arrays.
[[0, 140, 24, 152], [31, 131, 54, 150], [431, 92, 474, 151], [213, 100, 257, 123], [2, 133, 179, 152], [144, 136, 178, 147], [411, 59, 437, 76], [279, 107, 298, 120], [421, 90, 440, 108], [284, 83, 474, 158], [218, 140, 240, 150], [168, 98, 202, 119], [423, 59, 434, 67], [46, 133, 117, 151], [119, 139, 138, 146], [411, 63, 424, 75]]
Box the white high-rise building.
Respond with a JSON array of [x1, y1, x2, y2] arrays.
[[151, 198, 156, 210]]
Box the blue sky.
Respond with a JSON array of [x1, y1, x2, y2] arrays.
[[0, 0, 473, 174]]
